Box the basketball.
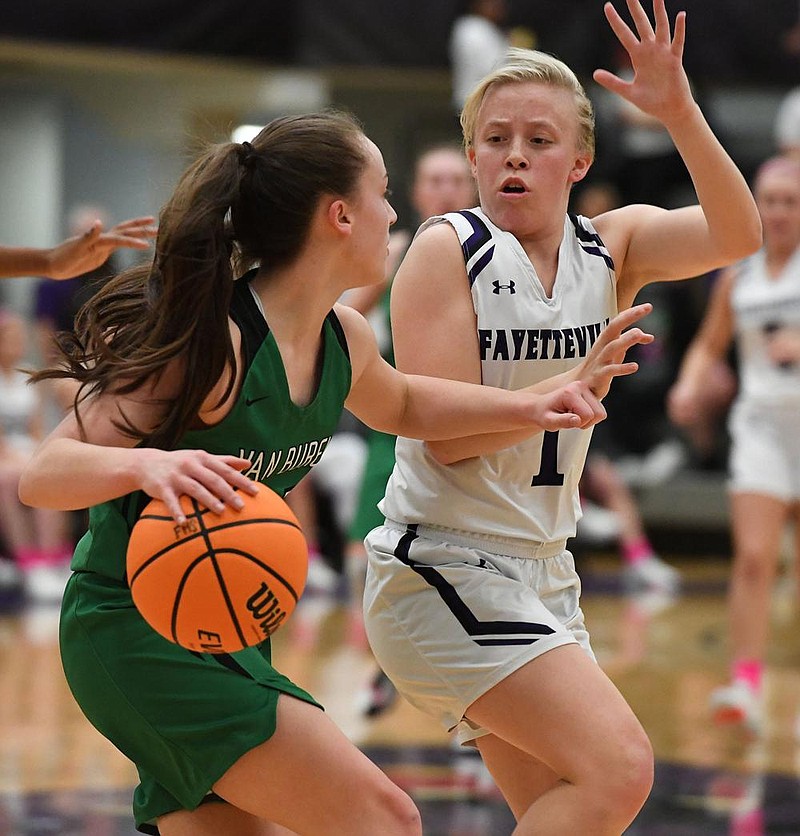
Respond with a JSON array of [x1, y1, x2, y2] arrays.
[[127, 483, 308, 653]]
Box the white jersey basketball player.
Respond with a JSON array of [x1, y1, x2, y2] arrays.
[[382, 208, 616, 547], [669, 155, 800, 738], [363, 2, 762, 832]]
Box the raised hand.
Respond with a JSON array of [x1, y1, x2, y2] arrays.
[[577, 302, 654, 399], [593, 0, 694, 127], [46, 215, 157, 280]]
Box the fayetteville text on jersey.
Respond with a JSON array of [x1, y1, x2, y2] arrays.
[[478, 318, 610, 361]]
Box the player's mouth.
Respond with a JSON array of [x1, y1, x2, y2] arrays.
[[499, 177, 529, 198]]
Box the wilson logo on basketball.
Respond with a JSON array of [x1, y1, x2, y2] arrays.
[[246, 581, 287, 637]]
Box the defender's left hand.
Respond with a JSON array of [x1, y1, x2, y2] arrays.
[[593, 0, 694, 128]]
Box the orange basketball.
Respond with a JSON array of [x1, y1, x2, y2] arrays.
[[127, 483, 307, 653]]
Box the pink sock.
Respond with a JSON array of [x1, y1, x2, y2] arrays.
[[622, 537, 653, 566], [733, 659, 763, 692], [731, 807, 764, 836], [16, 546, 45, 570], [40, 543, 73, 567]]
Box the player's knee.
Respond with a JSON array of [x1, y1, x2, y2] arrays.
[[735, 548, 774, 587], [373, 783, 421, 835], [595, 730, 654, 824]]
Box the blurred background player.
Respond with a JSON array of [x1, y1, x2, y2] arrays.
[[579, 451, 680, 593], [34, 204, 127, 414], [449, 0, 512, 115], [0, 210, 154, 605], [669, 155, 800, 736], [0, 309, 73, 602]]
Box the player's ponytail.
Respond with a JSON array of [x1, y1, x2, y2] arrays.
[[32, 143, 243, 448], [32, 110, 368, 449]]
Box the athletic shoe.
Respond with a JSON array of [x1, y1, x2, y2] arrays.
[[710, 680, 763, 737], [623, 553, 681, 593], [359, 669, 398, 718]]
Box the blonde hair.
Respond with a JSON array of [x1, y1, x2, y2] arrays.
[[460, 48, 595, 160]]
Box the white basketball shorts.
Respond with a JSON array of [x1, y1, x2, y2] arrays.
[[363, 521, 595, 744], [728, 400, 800, 501]]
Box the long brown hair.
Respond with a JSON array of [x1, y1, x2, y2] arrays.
[[33, 111, 368, 449]]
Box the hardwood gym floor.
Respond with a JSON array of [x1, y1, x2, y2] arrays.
[[1, 553, 799, 835]]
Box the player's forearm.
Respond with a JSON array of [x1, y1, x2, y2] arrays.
[[667, 105, 762, 260], [674, 341, 721, 396], [407, 363, 591, 463], [394, 374, 546, 442], [19, 437, 145, 509], [425, 426, 543, 464], [0, 246, 52, 279]]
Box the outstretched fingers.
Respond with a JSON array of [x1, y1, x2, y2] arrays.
[[103, 216, 158, 250], [603, 2, 639, 52], [651, 0, 671, 43], [601, 360, 640, 379], [99, 232, 155, 251], [625, 0, 655, 41], [613, 325, 655, 352], [601, 303, 654, 343], [578, 304, 654, 399], [111, 215, 157, 233], [671, 10, 686, 57], [595, 1, 689, 115]]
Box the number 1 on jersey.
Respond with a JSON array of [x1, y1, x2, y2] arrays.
[[531, 431, 564, 486]]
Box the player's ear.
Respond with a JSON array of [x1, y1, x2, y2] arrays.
[[569, 152, 592, 185], [326, 197, 353, 237], [467, 146, 478, 178]]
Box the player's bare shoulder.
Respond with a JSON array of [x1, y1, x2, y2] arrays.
[[395, 217, 468, 298], [333, 302, 381, 382]]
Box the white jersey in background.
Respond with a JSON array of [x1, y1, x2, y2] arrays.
[[0, 369, 38, 454], [731, 247, 800, 407], [380, 207, 617, 547]]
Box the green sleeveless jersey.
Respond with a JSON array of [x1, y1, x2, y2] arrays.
[[71, 271, 352, 581]]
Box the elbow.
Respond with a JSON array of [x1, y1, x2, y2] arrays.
[[425, 441, 468, 466], [17, 471, 35, 507], [741, 216, 764, 257], [425, 441, 457, 466], [724, 216, 763, 263], [18, 466, 43, 508]]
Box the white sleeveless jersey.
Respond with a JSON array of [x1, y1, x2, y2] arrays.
[[380, 207, 617, 546], [731, 247, 800, 407], [0, 369, 37, 453]]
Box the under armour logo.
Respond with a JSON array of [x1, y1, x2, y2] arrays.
[[492, 280, 516, 294]]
